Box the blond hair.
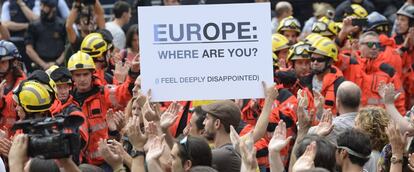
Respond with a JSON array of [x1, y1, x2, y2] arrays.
[[356, 106, 389, 151]]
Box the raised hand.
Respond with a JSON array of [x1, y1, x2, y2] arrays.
[[114, 110, 126, 131], [142, 90, 161, 122], [297, 89, 312, 131], [408, 153, 414, 171], [292, 141, 317, 172], [160, 102, 180, 131], [8, 134, 29, 171], [130, 53, 140, 73], [146, 135, 166, 161], [378, 82, 401, 105], [263, 81, 279, 101], [239, 132, 257, 172], [229, 125, 241, 152], [145, 121, 159, 138], [106, 109, 118, 131], [314, 109, 334, 136], [341, 17, 360, 35], [313, 90, 325, 121], [0, 80, 6, 99], [0, 137, 11, 156], [386, 121, 408, 156], [113, 61, 130, 84], [268, 120, 293, 152], [98, 139, 123, 169], [126, 116, 147, 149]]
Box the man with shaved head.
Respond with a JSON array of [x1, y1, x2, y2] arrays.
[[309, 81, 361, 145]]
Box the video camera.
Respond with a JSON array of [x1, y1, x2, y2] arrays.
[[12, 115, 84, 159]]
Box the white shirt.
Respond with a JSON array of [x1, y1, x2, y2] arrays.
[[1, 0, 41, 21], [0, 0, 68, 21], [105, 21, 126, 50]]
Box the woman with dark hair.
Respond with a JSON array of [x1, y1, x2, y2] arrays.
[[119, 24, 139, 63]]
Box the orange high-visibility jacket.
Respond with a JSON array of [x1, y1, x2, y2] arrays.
[[73, 76, 134, 165]]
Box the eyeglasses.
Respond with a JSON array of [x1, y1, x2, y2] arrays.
[[180, 136, 192, 160], [361, 42, 381, 49], [310, 57, 327, 63]]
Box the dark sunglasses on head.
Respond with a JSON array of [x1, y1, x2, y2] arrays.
[[361, 42, 381, 49], [180, 136, 191, 160]]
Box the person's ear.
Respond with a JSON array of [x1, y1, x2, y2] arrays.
[[184, 160, 192, 171], [198, 129, 205, 136], [214, 119, 221, 129], [340, 149, 348, 159]]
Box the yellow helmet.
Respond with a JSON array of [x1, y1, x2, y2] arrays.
[[311, 16, 338, 36], [287, 41, 312, 62], [272, 33, 290, 53], [80, 33, 108, 58], [335, 22, 343, 32], [272, 53, 279, 68], [309, 37, 338, 61], [345, 4, 368, 18], [13, 81, 53, 113], [45, 65, 59, 76], [277, 16, 301, 33], [67, 51, 96, 71], [304, 33, 323, 45]]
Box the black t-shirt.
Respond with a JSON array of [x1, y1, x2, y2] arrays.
[[25, 17, 67, 61]]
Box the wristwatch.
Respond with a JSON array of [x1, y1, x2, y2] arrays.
[[391, 155, 403, 164], [130, 149, 145, 158]]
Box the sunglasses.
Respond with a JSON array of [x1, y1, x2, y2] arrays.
[[361, 42, 381, 49], [310, 57, 327, 63]]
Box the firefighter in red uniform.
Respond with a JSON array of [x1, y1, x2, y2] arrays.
[[355, 31, 406, 114], [240, 87, 297, 170], [49, 66, 89, 164], [80, 33, 121, 85], [300, 37, 345, 115], [67, 51, 138, 166], [0, 40, 26, 137], [394, 4, 414, 109], [277, 16, 301, 44], [366, 12, 403, 82]]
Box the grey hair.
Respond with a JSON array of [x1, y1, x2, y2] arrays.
[[359, 31, 379, 44]]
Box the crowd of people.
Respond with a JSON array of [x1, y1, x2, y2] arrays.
[[0, 0, 413, 172]]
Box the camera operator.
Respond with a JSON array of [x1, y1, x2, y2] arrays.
[[8, 134, 81, 172]]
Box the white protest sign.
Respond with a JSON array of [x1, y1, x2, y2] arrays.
[[138, 3, 273, 102]]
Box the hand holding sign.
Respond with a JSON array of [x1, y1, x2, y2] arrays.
[[139, 3, 272, 101]]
